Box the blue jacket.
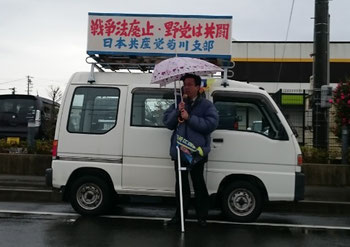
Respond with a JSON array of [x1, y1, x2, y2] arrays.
[[163, 96, 219, 161]]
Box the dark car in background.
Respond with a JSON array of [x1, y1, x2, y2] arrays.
[[0, 94, 58, 141]]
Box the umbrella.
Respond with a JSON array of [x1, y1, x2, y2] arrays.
[[151, 57, 223, 86], [151, 57, 222, 232]]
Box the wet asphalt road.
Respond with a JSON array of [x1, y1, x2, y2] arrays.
[[0, 201, 349, 247]]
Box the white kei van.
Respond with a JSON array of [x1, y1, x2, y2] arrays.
[[46, 71, 304, 222]]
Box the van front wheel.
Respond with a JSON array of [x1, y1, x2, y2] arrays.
[[221, 181, 263, 222], [70, 176, 112, 215]]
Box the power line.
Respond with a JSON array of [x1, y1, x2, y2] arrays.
[[0, 87, 16, 94], [0, 77, 26, 85], [277, 0, 296, 83], [284, 0, 296, 42], [35, 77, 65, 84]]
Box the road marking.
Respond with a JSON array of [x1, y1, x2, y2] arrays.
[[0, 209, 349, 231], [301, 200, 350, 205], [206, 220, 350, 231], [0, 209, 79, 217], [0, 188, 53, 192]]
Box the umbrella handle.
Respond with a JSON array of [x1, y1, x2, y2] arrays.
[[179, 85, 184, 102], [178, 108, 185, 123], [177, 92, 188, 123]]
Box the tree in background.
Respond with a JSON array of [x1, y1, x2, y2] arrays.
[[46, 86, 62, 139], [331, 79, 350, 141]]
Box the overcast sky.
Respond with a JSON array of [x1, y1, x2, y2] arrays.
[[0, 0, 349, 99]]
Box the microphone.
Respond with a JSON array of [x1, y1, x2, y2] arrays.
[[182, 94, 188, 102]]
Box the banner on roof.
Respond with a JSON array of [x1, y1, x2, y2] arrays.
[[87, 13, 232, 60]]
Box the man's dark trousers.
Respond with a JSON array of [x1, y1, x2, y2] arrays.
[[174, 160, 209, 221]]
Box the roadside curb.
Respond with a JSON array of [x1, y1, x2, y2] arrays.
[[265, 200, 350, 215], [0, 187, 62, 202]]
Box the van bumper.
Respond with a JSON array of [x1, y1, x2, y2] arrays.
[[294, 172, 305, 201], [45, 168, 53, 187]]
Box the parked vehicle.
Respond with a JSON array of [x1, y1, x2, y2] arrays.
[[0, 94, 58, 140], [46, 72, 304, 222]]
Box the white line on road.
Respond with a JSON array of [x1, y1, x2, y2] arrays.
[[0, 209, 79, 217], [0, 209, 349, 231], [207, 220, 350, 231], [0, 188, 53, 192]]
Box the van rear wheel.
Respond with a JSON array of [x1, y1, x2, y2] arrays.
[[221, 181, 263, 222], [70, 176, 112, 215]]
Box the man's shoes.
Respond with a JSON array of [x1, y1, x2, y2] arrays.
[[165, 217, 180, 226], [198, 219, 207, 227]]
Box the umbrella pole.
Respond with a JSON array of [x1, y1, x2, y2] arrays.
[[176, 145, 185, 233], [179, 82, 184, 102], [174, 81, 184, 232], [174, 81, 177, 109]]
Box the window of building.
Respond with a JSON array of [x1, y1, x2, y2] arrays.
[[67, 87, 120, 134]]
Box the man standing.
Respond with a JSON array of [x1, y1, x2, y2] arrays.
[[163, 73, 219, 227]]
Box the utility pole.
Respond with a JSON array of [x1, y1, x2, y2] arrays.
[[9, 87, 16, 94], [312, 0, 329, 149], [27, 75, 33, 95]]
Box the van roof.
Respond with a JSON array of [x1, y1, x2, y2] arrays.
[[70, 72, 261, 91]]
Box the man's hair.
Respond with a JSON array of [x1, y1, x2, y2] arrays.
[[181, 73, 201, 86]]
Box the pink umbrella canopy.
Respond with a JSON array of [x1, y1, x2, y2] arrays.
[[151, 57, 223, 86]]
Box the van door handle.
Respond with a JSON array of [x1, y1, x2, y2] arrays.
[[213, 138, 223, 143]]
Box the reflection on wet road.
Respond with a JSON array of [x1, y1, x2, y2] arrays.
[[0, 201, 349, 247]]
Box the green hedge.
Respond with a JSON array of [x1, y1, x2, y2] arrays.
[[301, 146, 343, 164], [0, 139, 52, 154]]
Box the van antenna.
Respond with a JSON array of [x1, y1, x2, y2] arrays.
[[88, 63, 96, 84], [221, 67, 229, 87], [221, 60, 235, 88]]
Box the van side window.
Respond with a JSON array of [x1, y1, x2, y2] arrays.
[[131, 89, 174, 127], [67, 87, 120, 134], [214, 93, 288, 140]]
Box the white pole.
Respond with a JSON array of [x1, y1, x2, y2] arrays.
[[174, 82, 177, 109], [179, 81, 183, 102], [176, 146, 185, 233]]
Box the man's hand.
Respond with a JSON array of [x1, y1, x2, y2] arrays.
[[180, 108, 189, 120], [178, 101, 189, 121], [180, 146, 191, 154], [178, 101, 185, 111]]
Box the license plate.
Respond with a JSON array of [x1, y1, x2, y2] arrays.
[[7, 137, 20, 144]]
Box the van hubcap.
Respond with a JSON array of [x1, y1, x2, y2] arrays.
[[228, 188, 255, 216], [76, 183, 103, 210]]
